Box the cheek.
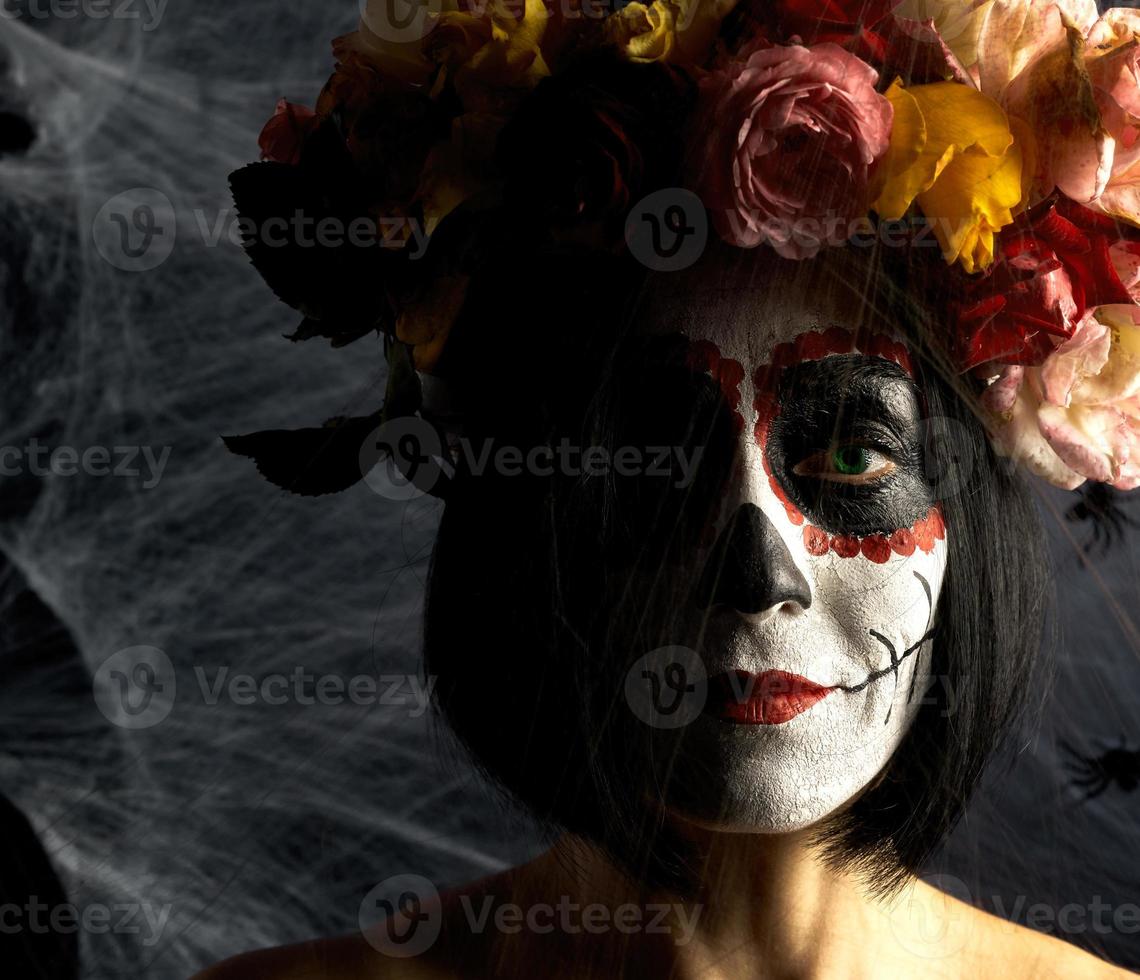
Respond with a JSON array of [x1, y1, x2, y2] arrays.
[[808, 537, 947, 651]]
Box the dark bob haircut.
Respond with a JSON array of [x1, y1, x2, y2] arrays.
[[421, 234, 1053, 897]]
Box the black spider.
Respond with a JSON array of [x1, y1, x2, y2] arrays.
[[1064, 483, 1138, 555], [1060, 737, 1140, 802]]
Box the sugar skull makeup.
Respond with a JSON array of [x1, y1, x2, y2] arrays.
[[622, 258, 949, 834]]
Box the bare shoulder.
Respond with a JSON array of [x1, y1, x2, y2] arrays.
[[949, 891, 1136, 979], [190, 871, 514, 980], [191, 934, 457, 980]]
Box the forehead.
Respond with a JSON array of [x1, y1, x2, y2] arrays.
[[634, 244, 906, 365]]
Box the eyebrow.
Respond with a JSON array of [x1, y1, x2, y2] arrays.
[[776, 355, 923, 438]]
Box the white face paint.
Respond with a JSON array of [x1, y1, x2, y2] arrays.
[[633, 253, 949, 834]]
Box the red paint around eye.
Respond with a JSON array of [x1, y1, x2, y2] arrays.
[[685, 340, 746, 434], [888, 528, 916, 557], [830, 534, 861, 559], [803, 525, 830, 556], [799, 505, 946, 562], [860, 534, 893, 564]]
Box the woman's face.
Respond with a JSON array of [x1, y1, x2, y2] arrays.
[[620, 250, 948, 833]]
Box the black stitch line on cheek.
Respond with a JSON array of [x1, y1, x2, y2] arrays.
[[840, 570, 938, 727], [869, 630, 899, 725], [907, 571, 934, 707]]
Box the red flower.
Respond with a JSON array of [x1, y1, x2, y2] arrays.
[[258, 99, 318, 166], [748, 0, 903, 61], [957, 200, 1139, 371]]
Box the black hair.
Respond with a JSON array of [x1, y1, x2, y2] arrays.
[[421, 234, 1053, 898]]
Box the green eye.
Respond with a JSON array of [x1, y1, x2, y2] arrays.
[[792, 445, 896, 484], [832, 446, 870, 475]]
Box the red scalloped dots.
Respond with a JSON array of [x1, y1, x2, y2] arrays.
[[801, 505, 946, 562], [753, 327, 914, 530], [685, 340, 746, 435]]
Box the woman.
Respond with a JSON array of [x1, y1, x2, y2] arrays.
[[204, 0, 1140, 975]]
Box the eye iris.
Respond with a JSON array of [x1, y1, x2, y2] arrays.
[[833, 446, 870, 475]]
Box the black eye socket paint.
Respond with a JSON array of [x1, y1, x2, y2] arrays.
[[766, 355, 936, 538]]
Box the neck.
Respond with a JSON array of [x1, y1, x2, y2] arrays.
[[494, 825, 949, 980]]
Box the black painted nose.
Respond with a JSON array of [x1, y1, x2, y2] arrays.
[[695, 503, 812, 614]]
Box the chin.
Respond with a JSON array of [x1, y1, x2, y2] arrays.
[[653, 714, 902, 835]]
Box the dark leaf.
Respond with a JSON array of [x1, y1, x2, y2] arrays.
[[228, 159, 399, 330], [223, 413, 384, 496], [285, 317, 378, 348]]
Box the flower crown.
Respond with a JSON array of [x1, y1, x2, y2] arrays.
[[227, 0, 1140, 494]]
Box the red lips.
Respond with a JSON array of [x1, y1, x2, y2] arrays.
[[705, 669, 834, 725]]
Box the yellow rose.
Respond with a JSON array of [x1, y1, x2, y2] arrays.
[[872, 80, 1024, 273], [604, 0, 739, 65], [605, 2, 677, 63], [428, 0, 552, 113]]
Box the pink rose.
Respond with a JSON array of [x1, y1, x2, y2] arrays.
[[693, 42, 893, 259], [984, 6, 1140, 221], [1040, 11, 1140, 221], [989, 305, 1140, 489], [1062, 11, 1140, 220], [1110, 238, 1140, 301]]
